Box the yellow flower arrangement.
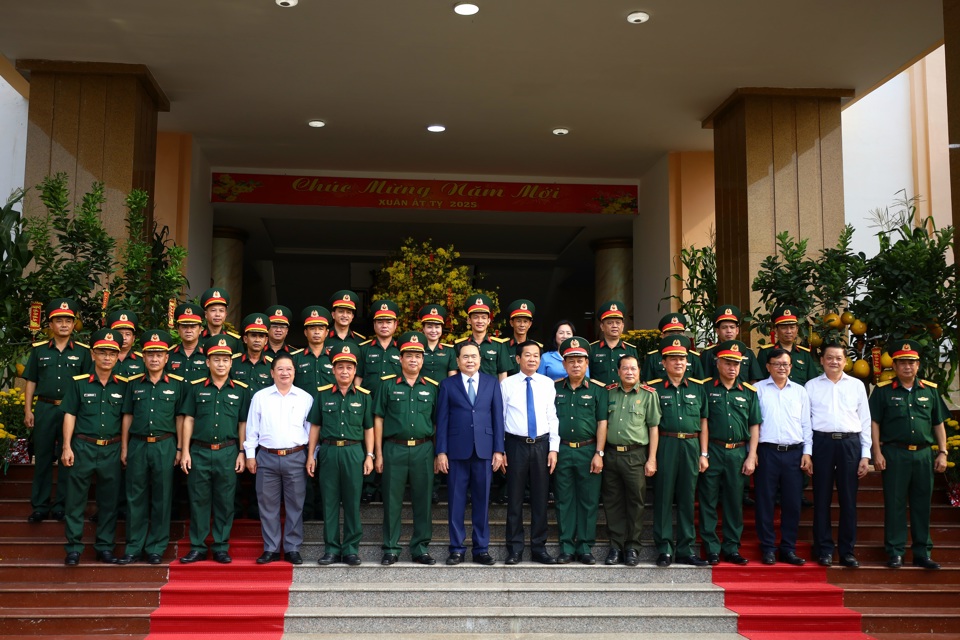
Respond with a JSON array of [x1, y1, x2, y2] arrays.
[[946, 418, 960, 486]]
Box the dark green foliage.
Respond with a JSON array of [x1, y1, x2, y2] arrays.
[[661, 238, 717, 347]]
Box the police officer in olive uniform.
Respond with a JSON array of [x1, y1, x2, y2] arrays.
[[179, 336, 251, 564], [455, 294, 511, 381], [60, 328, 127, 565], [108, 310, 145, 379], [418, 305, 457, 381], [589, 300, 639, 386], [118, 330, 185, 565], [199, 287, 242, 354], [553, 336, 608, 565], [374, 331, 440, 565], [700, 306, 764, 384], [642, 314, 704, 382], [757, 305, 820, 384], [870, 339, 948, 570], [307, 343, 374, 566], [697, 340, 761, 565], [502, 299, 541, 377], [264, 305, 302, 358], [647, 336, 709, 567], [166, 303, 209, 380], [326, 290, 366, 354], [23, 298, 92, 523]]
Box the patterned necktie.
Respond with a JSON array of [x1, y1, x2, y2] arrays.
[[525, 376, 537, 439], [467, 377, 476, 405]]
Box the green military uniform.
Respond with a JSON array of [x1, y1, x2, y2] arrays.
[[233, 313, 274, 519], [114, 352, 145, 378], [23, 298, 92, 519], [418, 305, 456, 381], [167, 303, 208, 379], [553, 337, 608, 558], [122, 330, 185, 560], [756, 306, 820, 384], [61, 329, 127, 556], [603, 378, 661, 556], [107, 310, 145, 379], [375, 331, 439, 559], [181, 337, 250, 555], [697, 341, 762, 557], [200, 287, 242, 354], [200, 327, 242, 355], [264, 305, 303, 358], [869, 340, 947, 563], [700, 305, 763, 383], [327, 290, 366, 354], [589, 339, 639, 386], [502, 299, 539, 377], [231, 353, 273, 391], [455, 334, 511, 377], [643, 331, 704, 383], [360, 300, 402, 500], [308, 343, 373, 558]]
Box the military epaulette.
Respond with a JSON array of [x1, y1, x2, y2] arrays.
[[689, 349, 701, 356], [32, 339, 48, 347], [73, 373, 89, 380], [590, 340, 600, 346], [688, 377, 705, 385], [441, 342, 454, 348], [605, 382, 618, 390], [743, 382, 758, 392], [353, 332, 367, 340], [700, 376, 714, 383], [75, 342, 90, 349], [355, 385, 371, 395], [624, 342, 636, 349], [168, 374, 184, 381], [227, 330, 241, 339], [133, 351, 143, 357], [127, 373, 146, 381], [700, 344, 716, 352], [359, 339, 374, 346], [423, 376, 439, 386], [875, 379, 892, 388], [587, 378, 605, 387], [646, 378, 663, 385], [921, 379, 938, 388], [796, 345, 811, 353], [115, 375, 129, 383], [639, 383, 656, 393], [264, 355, 274, 363], [191, 377, 208, 385], [289, 348, 304, 355], [647, 349, 658, 355], [381, 373, 398, 381], [454, 336, 470, 344], [231, 352, 242, 359], [759, 343, 773, 349], [492, 336, 508, 343], [232, 380, 249, 388], [317, 383, 334, 392], [533, 340, 543, 348]]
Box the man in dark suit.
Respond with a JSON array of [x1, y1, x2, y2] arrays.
[[436, 342, 506, 566]]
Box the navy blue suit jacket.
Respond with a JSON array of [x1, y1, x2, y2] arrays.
[[436, 372, 505, 461]]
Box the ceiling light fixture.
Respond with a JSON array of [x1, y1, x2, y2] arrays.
[[552, 128, 570, 136], [427, 125, 446, 133], [626, 11, 650, 24], [276, 0, 298, 7], [454, 3, 480, 16], [307, 119, 325, 128]]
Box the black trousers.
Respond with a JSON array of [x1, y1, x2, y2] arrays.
[[755, 445, 803, 555], [812, 432, 861, 557], [504, 434, 550, 555]]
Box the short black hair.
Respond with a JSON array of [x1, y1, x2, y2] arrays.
[[455, 341, 480, 357], [270, 351, 295, 370], [515, 340, 542, 358], [767, 348, 790, 363], [618, 355, 639, 370]]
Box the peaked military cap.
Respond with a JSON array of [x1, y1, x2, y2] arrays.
[[418, 304, 447, 325], [397, 331, 427, 353], [508, 299, 535, 319], [716, 339, 748, 361], [371, 299, 399, 320], [772, 305, 801, 325], [597, 300, 625, 321], [200, 287, 230, 308], [466, 293, 493, 315], [90, 328, 121, 351], [657, 313, 687, 333], [659, 335, 690, 356], [301, 305, 331, 327], [266, 305, 292, 326], [891, 339, 922, 361], [204, 335, 234, 356], [107, 309, 138, 331], [713, 305, 742, 325], [559, 336, 590, 358], [331, 342, 359, 364], [174, 303, 203, 325], [329, 290, 360, 311], [141, 329, 173, 352], [46, 298, 78, 320], [241, 313, 270, 334]]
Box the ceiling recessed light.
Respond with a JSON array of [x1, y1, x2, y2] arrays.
[[552, 127, 570, 136], [307, 119, 326, 128], [427, 124, 446, 133], [276, 0, 298, 7], [626, 11, 650, 24], [454, 3, 480, 16]]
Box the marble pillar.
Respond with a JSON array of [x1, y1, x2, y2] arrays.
[[212, 227, 246, 328], [593, 238, 634, 327]]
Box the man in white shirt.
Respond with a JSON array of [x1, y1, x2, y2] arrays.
[[500, 341, 560, 564], [755, 348, 812, 565], [243, 352, 314, 565], [805, 343, 871, 568]]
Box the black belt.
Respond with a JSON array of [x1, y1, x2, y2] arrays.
[[814, 431, 859, 440], [759, 442, 803, 452], [191, 439, 237, 450], [323, 438, 361, 447], [710, 439, 747, 449], [263, 444, 307, 456], [506, 433, 549, 444], [660, 431, 699, 440], [882, 442, 930, 451], [387, 437, 432, 447], [560, 437, 597, 448], [36, 396, 62, 406], [75, 434, 121, 446], [131, 433, 175, 443], [606, 443, 643, 453]]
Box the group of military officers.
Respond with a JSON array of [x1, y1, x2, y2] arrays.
[[22, 288, 949, 570]]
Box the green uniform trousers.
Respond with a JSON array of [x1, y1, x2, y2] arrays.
[[318, 443, 364, 556], [381, 441, 434, 556], [698, 441, 747, 556], [64, 439, 120, 553], [880, 444, 934, 559], [601, 447, 647, 551], [554, 445, 601, 556], [124, 437, 175, 556], [186, 443, 237, 553], [653, 435, 699, 556], [31, 403, 70, 513]]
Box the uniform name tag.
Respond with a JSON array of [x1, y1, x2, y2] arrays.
[[418, 391, 430, 396], [582, 395, 592, 399], [349, 402, 362, 407], [83, 393, 97, 398], [685, 394, 696, 399], [227, 394, 239, 399], [68, 355, 79, 361], [486, 350, 497, 355], [111, 393, 123, 399], [734, 397, 746, 402], [162, 390, 175, 395], [917, 397, 929, 402]]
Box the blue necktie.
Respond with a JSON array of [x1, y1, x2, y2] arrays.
[[467, 377, 476, 405], [525, 376, 537, 439]]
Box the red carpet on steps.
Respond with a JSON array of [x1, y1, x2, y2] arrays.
[[146, 519, 292, 640]]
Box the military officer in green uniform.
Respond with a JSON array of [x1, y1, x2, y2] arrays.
[[700, 306, 764, 384], [60, 328, 126, 565], [166, 303, 208, 380], [326, 289, 366, 353], [23, 298, 92, 523], [502, 299, 540, 377], [374, 331, 440, 565], [418, 305, 457, 380], [647, 336, 709, 567], [108, 310, 145, 379], [552, 336, 607, 565], [307, 343, 374, 566], [757, 305, 820, 384], [602, 355, 660, 566], [178, 336, 250, 564], [589, 300, 639, 386], [870, 339, 948, 570], [697, 340, 761, 565], [455, 293, 511, 381], [118, 330, 185, 565], [264, 305, 302, 357], [199, 287, 242, 354], [642, 314, 703, 382]]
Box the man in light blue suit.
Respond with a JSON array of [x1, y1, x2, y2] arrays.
[[436, 342, 506, 566]]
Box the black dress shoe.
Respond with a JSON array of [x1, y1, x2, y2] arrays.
[[318, 553, 341, 565], [212, 551, 232, 564], [723, 552, 749, 565], [624, 548, 640, 567], [360, 492, 374, 504], [761, 552, 776, 565], [706, 553, 720, 566], [413, 553, 436, 565], [779, 551, 806, 566], [532, 551, 557, 565], [504, 552, 522, 565], [146, 553, 163, 565], [446, 552, 463, 565], [913, 556, 941, 570], [605, 548, 622, 565], [473, 552, 496, 566], [801, 497, 814, 508], [656, 553, 672, 567], [886, 555, 903, 569], [257, 551, 282, 564], [284, 552, 303, 565], [117, 553, 143, 565], [432, 490, 440, 505], [556, 553, 574, 564], [839, 554, 859, 568], [818, 555, 833, 567], [27, 510, 48, 523], [96, 550, 119, 564], [680, 555, 708, 567], [50, 510, 65, 521], [180, 550, 206, 564], [579, 553, 596, 565], [381, 553, 399, 566], [344, 554, 362, 566], [64, 551, 80, 566], [742, 496, 756, 507]]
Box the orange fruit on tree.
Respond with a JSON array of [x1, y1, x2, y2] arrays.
[[850, 319, 867, 336], [840, 311, 856, 326], [808, 331, 822, 348], [879, 369, 896, 382], [928, 323, 943, 339], [880, 352, 893, 368], [822, 313, 843, 329], [15, 363, 25, 377], [852, 359, 871, 379], [843, 357, 853, 373]]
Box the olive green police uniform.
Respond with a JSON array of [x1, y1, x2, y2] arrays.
[[308, 345, 373, 558], [121, 330, 185, 561], [23, 298, 92, 520], [869, 340, 947, 564], [60, 329, 127, 558], [589, 302, 638, 385], [553, 337, 607, 559]]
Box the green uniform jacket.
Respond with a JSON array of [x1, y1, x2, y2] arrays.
[[502, 337, 542, 377], [605, 382, 661, 446], [182, 378, 250, 443], [757, 343, 821, 385], [455, 335, 511, 377], [703, 377, 761, 443], [61, 373, 128, 439], [374, 375, 439, 439], [360, 339, 402, 396], [230, 353, 273, 392], [700, 344, 764, 383], [649, 377, 708, 433], [554, 377, 608, 442], [122, 373, 186, 435], [23, 339, 93, 400], [293, 348, 335, 395], [166, 343, 208, 380], [308, 384, 373, 441], [326, 330, 366, 355], [589, 339, 639, 386], [263, 343, 302, 358], [869, 378, 946, 446], [200, 328, 242, 354], [422, 342, 456, 381], [642, 350, 704, 384], [113, 352, 145, 379]]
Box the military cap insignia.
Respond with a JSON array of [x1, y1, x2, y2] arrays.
[[725, 308, 732, 315], [381, 303, 389, 311], [151, 333, 160, 342], [255, 317, 264, 325], [731, 344, 740, 352], [475, 298, 483, 305], [611, 304, 618, 311], [431, 307, 438, 314], [342, 345, 351, 353], [903, 343, 910, 351], [311, 310, 320, 318], [60, 302, 70, 310], [571, 339, 580, 348], [671, 317, 678, 324], [343, 294, 351, 302], [410, 335, 419, 343], [521, 303, 528, 310], [673, 339, 681, 347], [120, 313, 128, 321], [185, 307, 193, 315], [105, 332, 114, 342], [785, 309, 792, 316], [213, 290, 221, 298], [275, 309, 283, 316], [218, 338, 227, 347]]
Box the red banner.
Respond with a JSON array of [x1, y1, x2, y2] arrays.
[[211, 172, 637, 215]]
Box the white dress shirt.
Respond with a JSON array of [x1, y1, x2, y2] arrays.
[[756, 377, 813, 454], [243, 384, 315, 457], [500, 371, 560, 452], [461, 372, 480, 397], [804, 372, 872, 458]]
